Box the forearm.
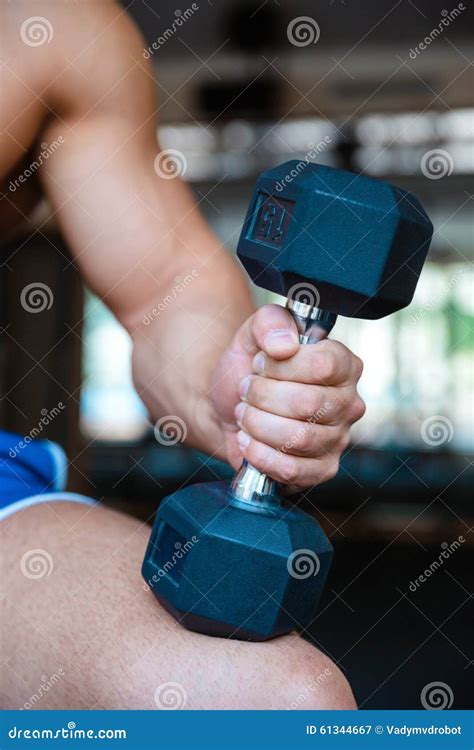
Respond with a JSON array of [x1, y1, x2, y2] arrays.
[[130, 233, 255, 458], [39, 111, 254, 455]]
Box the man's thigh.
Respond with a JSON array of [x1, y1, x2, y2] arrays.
[[1, 500, 355, 710]]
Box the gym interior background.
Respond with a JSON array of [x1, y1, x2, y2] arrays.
[[1, 0, 472, 709]]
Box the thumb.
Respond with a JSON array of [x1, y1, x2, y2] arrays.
[[239, 304, 299, 361]]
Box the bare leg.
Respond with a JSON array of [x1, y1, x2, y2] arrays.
[[1, 501, 356, 710]]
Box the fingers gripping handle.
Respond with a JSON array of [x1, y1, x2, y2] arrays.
[[230, 298, 338, 506], [286, 298, 337, 345]]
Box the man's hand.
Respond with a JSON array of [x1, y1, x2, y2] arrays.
[[211, 304, 366, 489]]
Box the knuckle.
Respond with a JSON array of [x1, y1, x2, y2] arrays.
[[318, 340, 348, 375], [332, 389, 351, 414], [326, 427, 342, 451], [311, 425, 335, 454], [317, 338, 337, 355], [279, 456, 299, 484], [300, 390, 320, 421], [350, 395, 366, 422], [353, 355, 364, 380], [323, 458, 340, 482], [321, 427, 342, 453], [293, 425, 313, 452], [336, 431, 351, 454], [316, 352, 336, 382]]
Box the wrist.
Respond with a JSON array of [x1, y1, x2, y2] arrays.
[[131, 319, 227, 460], [191, 393, 227, 461]]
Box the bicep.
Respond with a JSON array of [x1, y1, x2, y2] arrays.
[[38, 4, 198, 325], [39, 110, 164, 321]]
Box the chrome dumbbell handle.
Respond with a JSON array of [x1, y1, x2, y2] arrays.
[[230, 297, 337, 507]]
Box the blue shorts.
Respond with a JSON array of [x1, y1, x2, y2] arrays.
[[0, 429, 95, 521]]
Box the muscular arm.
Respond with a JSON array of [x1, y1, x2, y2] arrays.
[[2, 0, 364, 485], [33, 1, 252, 457]]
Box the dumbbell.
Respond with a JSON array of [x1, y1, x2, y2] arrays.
[[142, 160, 433, 641]]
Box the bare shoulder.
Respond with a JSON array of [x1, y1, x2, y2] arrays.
[[1, 1, 137, 63], [3, 0, 154, 119]]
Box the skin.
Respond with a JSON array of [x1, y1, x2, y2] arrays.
[[0, 0, 363, 709], [0, 0, 365, 487], [1, 501, 356, 709]]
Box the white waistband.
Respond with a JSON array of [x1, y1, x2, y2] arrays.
[[0, 492, 96, 522]]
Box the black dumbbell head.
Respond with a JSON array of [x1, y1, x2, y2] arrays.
[[142, 481, 333, 641], [237, 161, 433, 319]]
